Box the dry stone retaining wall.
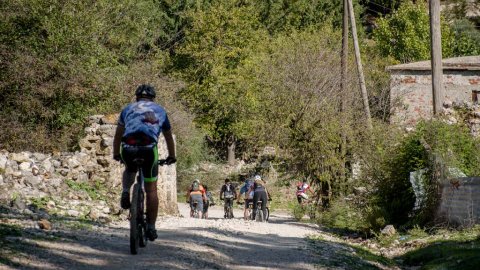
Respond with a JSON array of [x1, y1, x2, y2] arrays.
[[0, 114, 178, 219]]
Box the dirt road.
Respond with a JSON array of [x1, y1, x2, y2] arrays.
[[1, 203, 323, 269]]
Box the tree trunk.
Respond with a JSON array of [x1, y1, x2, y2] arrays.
[[227, 140, 236, 165]]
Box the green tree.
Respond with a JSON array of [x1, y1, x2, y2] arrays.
[[450, 19, 480, 56], [173, 1, 268, 163], [0, 0, 166, 150], [254, 0, 364, 33], [373, 1, 454, 63]]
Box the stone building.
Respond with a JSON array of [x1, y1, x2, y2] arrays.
[[388, 55, 480, 127]]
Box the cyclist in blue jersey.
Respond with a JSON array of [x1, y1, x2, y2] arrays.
[[112, 84, 176, 241]]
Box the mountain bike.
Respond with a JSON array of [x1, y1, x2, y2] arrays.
[[129, 158, 170, 255], [224, 197, 234, 219], [253, 200, 270, 222], [297, 194, 319, 220], [191, 201, 200, 218]]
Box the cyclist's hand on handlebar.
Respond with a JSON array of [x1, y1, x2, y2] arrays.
[[165, 156, 176, 165], [113, 154, 123, 163]]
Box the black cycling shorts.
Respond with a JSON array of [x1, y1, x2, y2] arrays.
[[120, 143, 158, 182]]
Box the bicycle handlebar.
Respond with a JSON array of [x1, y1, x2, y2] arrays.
[[158, 157, 176, 166]]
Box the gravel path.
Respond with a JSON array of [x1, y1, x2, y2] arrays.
[[1, 203, 322, 270]]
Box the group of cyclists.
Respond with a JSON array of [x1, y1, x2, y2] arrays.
[[185, 174, 271, 221], [184, 173, 316, 221]]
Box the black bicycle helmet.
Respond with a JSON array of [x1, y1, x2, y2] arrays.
[[135, 84, 156, 99]]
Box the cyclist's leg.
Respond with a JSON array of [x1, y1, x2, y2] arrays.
[[252, 192, 260, 220], [297, 195, 302, 205], [228, 198, 234, 217], [203, 200, 209, 218], [260, 191, 267, 219], [119, 145, 137, 209], [190, 199, 194, 217], [300, 193, 309, 206], [223, 199, 228, 217], [141, 145, 159, 229], [244, 199, 248, 220]]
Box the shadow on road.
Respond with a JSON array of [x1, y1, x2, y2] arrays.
[[1, 205, 395, 270]]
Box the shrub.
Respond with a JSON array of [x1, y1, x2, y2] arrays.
[[357, 120, 480, 230], [291, 203, 305, 221], [319, 199, 370, 233]]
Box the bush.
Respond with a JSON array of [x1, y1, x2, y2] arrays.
[[291, 203, 305, 221], [357, 120, 480, 230], [319, 199, 370, 233]]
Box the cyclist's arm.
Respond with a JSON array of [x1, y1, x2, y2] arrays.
[[162, 129, 176, 158], [112, 124, 125, 157]]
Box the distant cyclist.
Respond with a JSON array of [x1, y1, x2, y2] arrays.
[[112, 84, 176, 241], [220, 178, 237, 218], [239, 176, 255, 220], [296, 179, 314, 205], [186, 179, 206, 218], [202, 185, 215, 219], [251, 175, 269, 221]]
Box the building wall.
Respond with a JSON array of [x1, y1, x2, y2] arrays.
[[390, 70, 480, 126], [437, 177, 480, 226]]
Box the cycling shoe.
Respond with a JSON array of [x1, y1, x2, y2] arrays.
[[146, 228, 158, 241]]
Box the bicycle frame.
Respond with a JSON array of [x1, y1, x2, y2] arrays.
[[129, 158, 170, 255], [130, 162, 147, 255]]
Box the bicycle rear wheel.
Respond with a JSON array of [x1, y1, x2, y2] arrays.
[[130, 183, 140, 255], [138, 189, 147, 248], [255, 209, 264, 222]]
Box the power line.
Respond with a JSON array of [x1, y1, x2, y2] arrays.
[[367, 1, 392, 11]]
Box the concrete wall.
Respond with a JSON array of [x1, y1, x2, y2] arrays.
[[390, 70, 480, 126], [437, 177, 480, 226]]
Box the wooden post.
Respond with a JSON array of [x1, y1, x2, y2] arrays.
[[429, 0, 444, 115], [341, 0, 348, 111], [340, 0, 349, 192], [347, 0, 372, 129]]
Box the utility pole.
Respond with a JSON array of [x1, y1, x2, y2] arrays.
[[340, 0, 348, 192], [341, 0, 348, 112], [429, 0, 444, 115], [347, 0, 372, 130]]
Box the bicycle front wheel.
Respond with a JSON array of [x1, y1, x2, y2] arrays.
[[130, 183, 140, 255]]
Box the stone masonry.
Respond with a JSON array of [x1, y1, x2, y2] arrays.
[[0, 114, 178, 219], [388, 56, 480, 129]]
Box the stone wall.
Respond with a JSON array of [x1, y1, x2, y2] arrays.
[[390, 70, 480, 127], [0, 114, 178, 219], [437, 177, 480, 226]]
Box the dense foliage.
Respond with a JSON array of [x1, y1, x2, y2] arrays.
[[373, 1, 480, 63]]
